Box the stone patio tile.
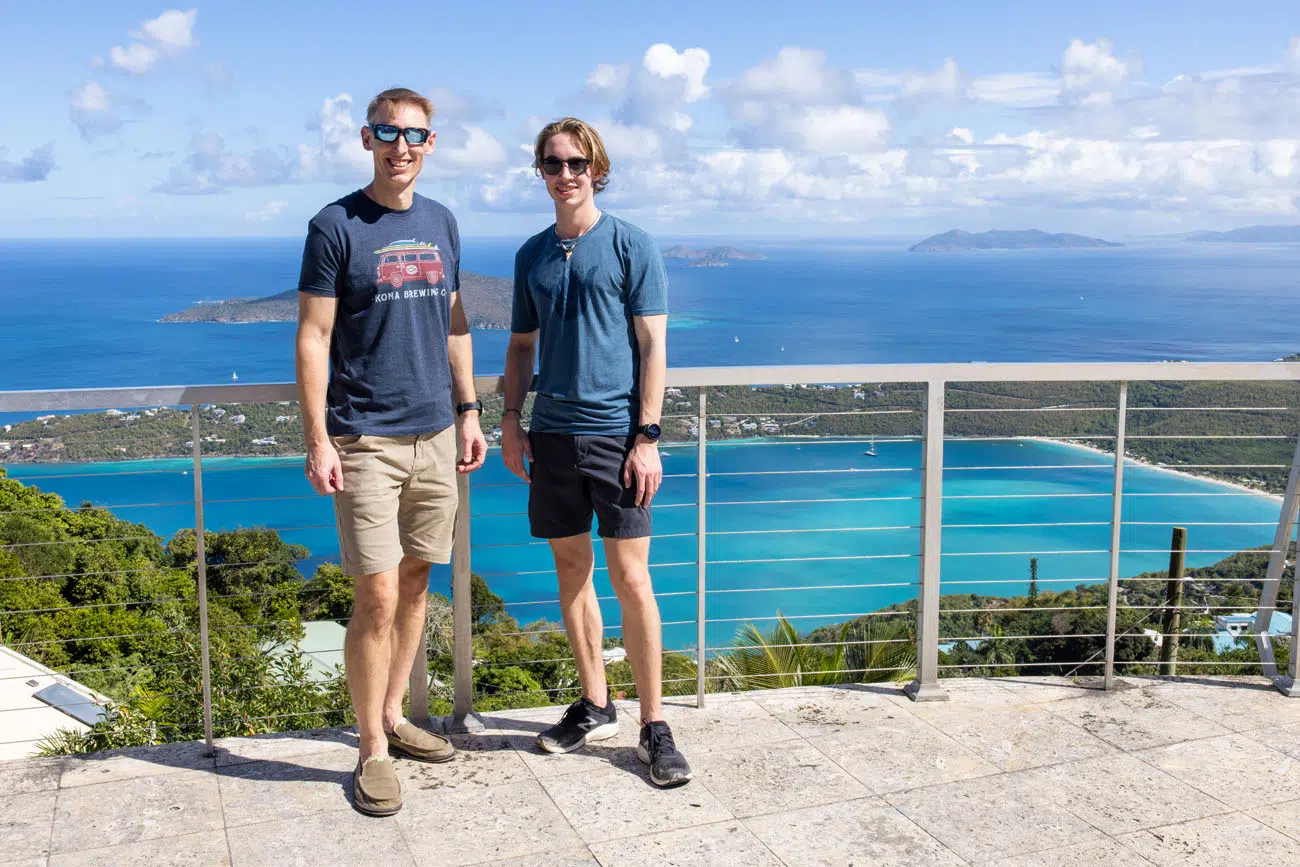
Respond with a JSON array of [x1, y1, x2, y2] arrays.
[[920, 678, 1024, 707], [468, 846, 598, 867], [0, 790, 55, 863], [1045, 687, 1231, 751], [1243, 721, 1300, 761], [589, 820, 783, 867], [983, 676, 1107, 704], [397, 780, 582, 866], [612, 697, 799, 754], [47, 830, 230, 866], [50, 770, 223, 854], [990, 838, 1157, 867], [885, 770, 1104, 864], [1021, 753, 1230, 835], [213, 726, 356, 767], [806, 707, 999, 794], [399, 733, 534, 792], [0, 758, 63, 796], [58, 740, 212, 788], [1249, 800, 1300, 843], [1137, 734, 1300, 810], [1, 859, 48, 867], [696, 740, 870, 818], [744, 798, 966, 867], [1142, 678, 1300, 732], [540, 766, 732, 843], [906, 700, 1117, 771], [484, 707, 642, 779], [1118, 812, 1300, 866], [227, 807, 414, 867], [217, 748, 353, 828], [750, 685, 920, 737]]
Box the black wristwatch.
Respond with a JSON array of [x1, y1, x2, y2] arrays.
[[637, 423, 662, 441], [456, 400, 483, 417]]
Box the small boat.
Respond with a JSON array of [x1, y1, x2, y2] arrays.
[[733, 336, 740, 343], [863, 438, 877, 457], [232, 371, 239, 381]]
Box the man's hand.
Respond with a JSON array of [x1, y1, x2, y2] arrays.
[[501, 414, 533, 483], [305, 440, 344, 495], [622, 438, 662, 508], [458, 413, 488, 474]]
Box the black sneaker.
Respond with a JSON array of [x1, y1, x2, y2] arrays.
[[638, 721, 692, 787], [536, 694, 619, 754]]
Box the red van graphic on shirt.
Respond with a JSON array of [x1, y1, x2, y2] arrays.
[[375, 240, 444, 289]]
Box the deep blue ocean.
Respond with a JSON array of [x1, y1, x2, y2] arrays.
[[2, 238, 1296, 649]]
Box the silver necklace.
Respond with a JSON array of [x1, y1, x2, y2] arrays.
[[557, 211, 601, 260]]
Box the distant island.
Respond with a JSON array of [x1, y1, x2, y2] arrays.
[[662, 245, 766, 268], [1186, 225, 1300, 243], [910, 229, 1124, 252], [161, 271, 513, 329]]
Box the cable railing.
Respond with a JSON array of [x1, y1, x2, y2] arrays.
[[2, 361, 1299, 760]]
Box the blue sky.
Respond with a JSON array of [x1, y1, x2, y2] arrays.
[[1, 1, 1297, 239]]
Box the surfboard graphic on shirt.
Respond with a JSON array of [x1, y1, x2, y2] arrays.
[[374, 240, 444, 289]]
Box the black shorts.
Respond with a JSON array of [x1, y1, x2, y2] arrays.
[[527, 432, 652, 539]]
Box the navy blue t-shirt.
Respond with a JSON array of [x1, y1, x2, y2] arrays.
[[298, 190, 460, 437], [511, 214, 668, 435]]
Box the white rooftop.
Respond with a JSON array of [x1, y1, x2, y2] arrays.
[[0, 646, 107, 761]]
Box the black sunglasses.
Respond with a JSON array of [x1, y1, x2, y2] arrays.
[[539, 157, 591, 177], [370, 124, 431, 145]]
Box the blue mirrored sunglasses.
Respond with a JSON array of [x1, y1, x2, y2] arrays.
[[371, 124, 431, 144]]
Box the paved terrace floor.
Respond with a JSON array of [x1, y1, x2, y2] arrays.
[[5, 676, 1300, 866]]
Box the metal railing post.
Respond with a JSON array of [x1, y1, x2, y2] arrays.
[[906, 380, 947, 702], [444, 469, 484, 732], [1253, 434, 1300, 680], [1256, 434, 1300, 695], [696, 390, 708, 707], [190, 406, 215, 755], [1103, 383, 1129, 689]]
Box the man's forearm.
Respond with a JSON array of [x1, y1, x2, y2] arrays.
[[448, 332, 477, 406], [638, 338, 666, 426], [504, 343, 534, 416], [296, 334, 331, 446]]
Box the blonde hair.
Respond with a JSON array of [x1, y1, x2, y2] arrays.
[[533, 117, 611, 193], [366, 88, 434, 125]]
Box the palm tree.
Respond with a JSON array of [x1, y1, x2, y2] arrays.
[[714, 613, 915, 691]]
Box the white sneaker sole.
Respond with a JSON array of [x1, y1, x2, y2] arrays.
[[536, 720, 619, 754], [637, 744, 694, 787]]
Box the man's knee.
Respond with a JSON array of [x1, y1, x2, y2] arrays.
[[351, 574, 400, 633], [397, 555, 432, 599]]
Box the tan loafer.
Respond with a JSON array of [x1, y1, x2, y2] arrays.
[[353, 756, 402, 817], [386, 719, 457, 763]]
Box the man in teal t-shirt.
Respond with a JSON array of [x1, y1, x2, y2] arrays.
[[501, 117, 692, 788]]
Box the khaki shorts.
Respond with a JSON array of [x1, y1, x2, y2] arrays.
[[330, 428, 458, 577]]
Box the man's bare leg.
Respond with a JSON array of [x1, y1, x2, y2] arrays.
[[345, 567, 400, 764], [551, 533, 608, 704], [381, 555, 433, 730], [604, 536, 662, 723]]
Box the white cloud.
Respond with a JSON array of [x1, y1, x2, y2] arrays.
[[1288, 36, 1300, 70], [949, 127, 974, 145], [110, 8, 198, 75], [246, 200, 288, 222], [436, 125, 509, 171], [730, 47, 857, 104], [1061, 38, 1140, 101], [69, 81, 121, 139], [0, 144, 55, 182], [299, 93, 372, 184], [899, 58, 963, 99], [969, 72, 1060, 106], [794, 106, 891, 154], [599, 123, 664, 162], [642, 44, 710, 102]]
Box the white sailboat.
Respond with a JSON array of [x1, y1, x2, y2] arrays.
[[863, 437, 877, 457]]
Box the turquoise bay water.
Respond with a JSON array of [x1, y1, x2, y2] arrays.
[[5, 438, 1281, 651]]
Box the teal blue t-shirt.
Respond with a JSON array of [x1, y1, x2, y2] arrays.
[[511, 214, 668, 435]]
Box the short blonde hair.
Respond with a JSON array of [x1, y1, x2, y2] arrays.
[[366, 88, 434, 126], [533, 118, 611, 193]]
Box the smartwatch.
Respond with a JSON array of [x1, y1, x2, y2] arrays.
[[456, 400, 483, 416], [637, 423, 662, 441]]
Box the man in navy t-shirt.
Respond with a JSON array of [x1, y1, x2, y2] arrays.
[[502, 118, 692, 788], [296, 87, 487, 817]]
